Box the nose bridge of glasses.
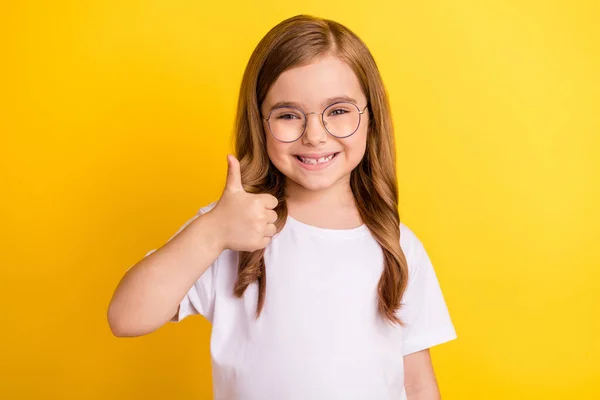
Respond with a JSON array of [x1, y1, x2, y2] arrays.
[[303, 111, 327, 129], [302, 113, 327, 143]]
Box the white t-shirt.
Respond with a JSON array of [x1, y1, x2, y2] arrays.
[[145, 201, 457, 400]]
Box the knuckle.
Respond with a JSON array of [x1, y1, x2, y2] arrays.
[[266, 224, 275, 236], [261, 194, 277, 205], [270, 196, 279, 207]]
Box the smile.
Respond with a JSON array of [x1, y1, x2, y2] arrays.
[[294, 152, 340, 170]]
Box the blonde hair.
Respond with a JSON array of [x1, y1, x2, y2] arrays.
[[232, 14, 408, 325]]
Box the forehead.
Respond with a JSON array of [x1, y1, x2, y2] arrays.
[[263, 55, 365, 109]]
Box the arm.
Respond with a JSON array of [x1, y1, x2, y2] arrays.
[[404, 349, 441, 400], [107, 210, 224, 337], [107, 155, 278, 338]]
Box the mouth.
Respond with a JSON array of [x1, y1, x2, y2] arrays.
[[294, 151, 340, 169]]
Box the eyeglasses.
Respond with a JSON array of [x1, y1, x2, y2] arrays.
[[262, 102, 369, 143]]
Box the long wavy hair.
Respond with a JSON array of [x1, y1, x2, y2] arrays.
[[232, 14, 408, 325]]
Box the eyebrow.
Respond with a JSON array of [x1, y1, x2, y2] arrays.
[[268, 95, 359, 111]]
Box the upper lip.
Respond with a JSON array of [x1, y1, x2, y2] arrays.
[[295, 152, 339, 159]]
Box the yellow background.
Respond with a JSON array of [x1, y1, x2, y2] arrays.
[[2, 1, 599, 399]]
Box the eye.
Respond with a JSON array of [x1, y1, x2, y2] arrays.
[[328, 108, 349, 116], [276, 113, 300, 120]]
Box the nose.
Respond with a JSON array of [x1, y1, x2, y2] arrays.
[[302, 112, 327, 146]]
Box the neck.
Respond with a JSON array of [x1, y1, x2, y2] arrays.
[[283, 175, 365, 229], [284, 175, 357, 212]]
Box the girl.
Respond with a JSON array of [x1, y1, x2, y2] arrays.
[[108, 14, 457, 400]]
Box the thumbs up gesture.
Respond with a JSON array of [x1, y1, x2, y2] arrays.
[[210, 155, 279, 252]]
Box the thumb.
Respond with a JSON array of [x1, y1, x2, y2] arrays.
[[225, 154, 244, 191]]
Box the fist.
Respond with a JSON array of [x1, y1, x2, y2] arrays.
[[210, 155, 279, 252]]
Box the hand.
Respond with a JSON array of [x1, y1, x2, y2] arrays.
[[210, 155, 279, 252]]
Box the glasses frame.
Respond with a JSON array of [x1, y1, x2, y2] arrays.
[[262, 101, 369, 143]]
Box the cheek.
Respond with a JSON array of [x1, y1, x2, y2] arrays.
[[342, 127, 368, 162], [265, 130, 292, 166], [264, 122, 278, 158]]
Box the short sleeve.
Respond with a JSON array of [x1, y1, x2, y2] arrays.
[[398, 223, 457, 356], [143, 201, 219, 323]]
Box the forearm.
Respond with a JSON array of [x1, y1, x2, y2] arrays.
[[404, 349, 442, 400], [107, 210, 223, 337], [406, 385, 441, 400]]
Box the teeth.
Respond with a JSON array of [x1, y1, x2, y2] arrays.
[[299, 154, 334, 165]]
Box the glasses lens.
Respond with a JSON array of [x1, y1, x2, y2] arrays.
[[323, 102, 361, 138], [268, 107, 305, 142]]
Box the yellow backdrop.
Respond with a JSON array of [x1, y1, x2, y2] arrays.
[[2, 1, 598, 399]]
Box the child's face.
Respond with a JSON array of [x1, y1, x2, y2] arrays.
[[261, 55, 369, 195]]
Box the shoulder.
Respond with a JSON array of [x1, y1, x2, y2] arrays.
[[162, 200, 219, 243], [399, 222, 425, 258], [198, 200, 218, 215], [399, 221, 431, 277], [142, 200, 220, 259]]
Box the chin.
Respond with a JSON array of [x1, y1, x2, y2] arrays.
[[298, 180, 334, 192], [288, 173, 344, 192]]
